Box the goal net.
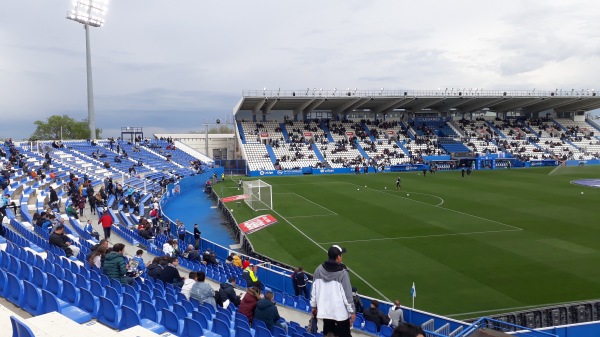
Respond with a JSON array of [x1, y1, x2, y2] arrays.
[[243, 180, 273, 211]]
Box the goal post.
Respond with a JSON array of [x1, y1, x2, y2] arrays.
[[243, 179, 273, 211]]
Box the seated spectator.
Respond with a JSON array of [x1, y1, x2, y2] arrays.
[[131, 249, 146, 273], [163, 239, 176, 256], [392, 323, 426, 337], [218, 276, 241, 307], [158, 256, 185, 288], [84, 219, 100, 240], [203, 248, 219, 265], [66, 203, 78, 219], [49, 224, 80, 258], [242, 261, 264, 289], [238, 286, 261, 324], [388, 299, 404, 328], [88, 245, 107, 269], [232, 253, 242, 268], [184, 244, 202, 262], [114, 156, 122, 163], [363, 299, 390, 332], [146, 257, 164, 279], [254, 291, 286, 332], [181, 272, 197, 300], [190, 271, 217, 308], [103, 243, 134, 285]]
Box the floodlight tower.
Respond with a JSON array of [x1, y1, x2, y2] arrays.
[[66, 0, 109, 140]]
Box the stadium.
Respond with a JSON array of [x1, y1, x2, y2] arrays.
[[3, 2, 600, 337], [2, 86, 600, 337]]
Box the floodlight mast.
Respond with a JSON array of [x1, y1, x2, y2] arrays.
[[66, 0, 109, 140]]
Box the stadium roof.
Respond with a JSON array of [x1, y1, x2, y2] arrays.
[[234, 89, 600, 116]]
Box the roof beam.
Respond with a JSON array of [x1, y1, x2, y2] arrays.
[[410, 97, 447, 111], [372, 98, 406, 114], [332, 97, 370, 114], [304, 98, 326, 114], [251, 98, 267, 114], [492, 98, 542, 113], [459, 97, 507, 113], [523, 98, 581, 114], [293, 99, 315, 116]]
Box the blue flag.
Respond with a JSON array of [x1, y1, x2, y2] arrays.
[[411, 282, 416, 298]]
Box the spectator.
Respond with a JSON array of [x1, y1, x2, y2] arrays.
[[232, 254, 242, 268], [77, 194, 86, 216], [294, 267, 309, 299], [98, 208, 113, 240], [84, 219, 100, 240], [363, 299, 390, 331], [218, 276, 241, 307], [181, 272, 197, 300], [66, 203, 78, 219], [177, 221, 186, 241], [388, 300, 404, 328], [49, 224, 80, 258], [147, 257, 164, 279], [193, 224, 201, 249], [158, 256, 185, 288], [48, 186, 59, 210], [310, 245, 355, 337], [203, 248, 219, 265], [131, 249, 146, 273], [184, 244, 202, 262], [352, 287, 364, 313], [88, 245, 107, 269], [391, 323, 426, 337], [163, 239, 176, 256], [190, 271, 216, 308], [242, 261, 263, 289], [254, 291, 285, 332], [103, 243, 134, 285], [238, 286, 261, 324]]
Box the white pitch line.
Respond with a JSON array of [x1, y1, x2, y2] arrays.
[[285, 214, 336, 219], [318, 229, 522, 244], [345, 182, 521, 231], [269, 207, 391, 301], [275, 192, 338, 216]]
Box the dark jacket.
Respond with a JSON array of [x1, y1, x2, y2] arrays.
[[218, 282, 240, 307], [187, 250, 201, 262], [103, 251, 127, 284], [49, 232, 72, 256], [254, 298, 281, 331], [147, 263, 163, 279], [363, 307, 390, 331], [49, 190, 58, 204], [158, 264, 184, 287], [238, 291, 260, 323]]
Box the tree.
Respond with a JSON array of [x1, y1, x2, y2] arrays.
[[189, 125, 234, 134], [30, 114, 101, 140]]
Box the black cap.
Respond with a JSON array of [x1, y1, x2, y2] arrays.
[[328, 245, 347, 258]]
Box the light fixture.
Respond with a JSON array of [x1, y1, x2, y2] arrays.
[[66, 0, 110, 140]]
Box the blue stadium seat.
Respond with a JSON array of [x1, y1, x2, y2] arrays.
[[41, 289, 92, 324], [255, 325, 274, 337], [364, 320, 378, 334], [77, 287, 99, 318], [120, 304, 166, 334], [161, 308, 184, 336], [10, 315, 36, 337], [212, 318, 234, 337], [22, 280, 44, 316], [380, 325, 393, 337], [6, 272, 25, 308], [97, 296, 121, 329]]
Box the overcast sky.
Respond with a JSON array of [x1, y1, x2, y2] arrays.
[[1, 0, 599, 139]]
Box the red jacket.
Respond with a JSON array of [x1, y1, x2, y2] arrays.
[[99, 213, 113, 228]]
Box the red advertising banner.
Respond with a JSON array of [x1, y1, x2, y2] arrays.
[[239, 214, 278, 234], [222, 195, 248, 203]]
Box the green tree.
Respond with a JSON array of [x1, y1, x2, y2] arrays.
[[190, 125, 234, 134], [30, 114, 101, 140]]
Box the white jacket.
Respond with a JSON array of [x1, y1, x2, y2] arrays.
[[310, 260, 354, 321]]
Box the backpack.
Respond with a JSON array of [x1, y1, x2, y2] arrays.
[[214, 290, 224, 307]]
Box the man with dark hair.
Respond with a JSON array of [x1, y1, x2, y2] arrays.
[[147, 257, 164, 279], [49, 224, 80, 258], [98, 209, 113, 240], [311, 245, 355, 337], [181, 272, 197, 299], [254, 291, 285, 332], [158, 256, 185, 288], [103, 243, 134, 285], [193, 224, 201, 249], [218, 276, 241, 307], [391, 323, 425, 337], [363, 299, 390, 331]]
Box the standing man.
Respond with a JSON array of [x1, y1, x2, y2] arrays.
[[193, 223, 201, 249], [98, 208, 113, 240], [311, 245, 355, 337], [396, 177, 401, 190]]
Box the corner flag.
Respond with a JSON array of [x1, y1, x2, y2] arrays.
[[411, 282, 416, 309]]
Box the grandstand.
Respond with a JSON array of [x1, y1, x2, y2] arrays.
[[2, 90, 600, 337]]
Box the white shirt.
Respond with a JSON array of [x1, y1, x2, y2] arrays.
[[181, 279, 196, 299]]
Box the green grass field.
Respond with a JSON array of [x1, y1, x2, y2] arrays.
[[215, 166, 600, 320]]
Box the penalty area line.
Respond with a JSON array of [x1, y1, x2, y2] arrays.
[[269, 207, 390, 302]]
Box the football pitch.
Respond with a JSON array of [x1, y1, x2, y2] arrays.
[[215, 166, 600, 319]]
